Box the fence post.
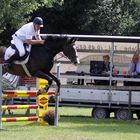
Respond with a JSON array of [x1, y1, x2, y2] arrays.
[[54, 63, 60, 127]]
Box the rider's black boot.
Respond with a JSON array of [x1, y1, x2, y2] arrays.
[[4, 51, 20, 70]]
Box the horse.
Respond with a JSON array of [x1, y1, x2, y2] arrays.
[[0, 35, 80, 94]]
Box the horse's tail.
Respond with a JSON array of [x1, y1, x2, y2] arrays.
[[0, 47, 6, 63]]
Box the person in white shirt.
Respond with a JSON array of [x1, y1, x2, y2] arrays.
[[128, 53, 140, 76], [4, 17, 44, 68], [124, 53, 140, 86]]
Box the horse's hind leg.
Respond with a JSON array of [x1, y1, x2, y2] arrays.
[[34, 71, 53, 95]]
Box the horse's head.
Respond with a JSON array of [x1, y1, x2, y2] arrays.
[[63, 37, 80, 65], [43, 35, 80, 65]]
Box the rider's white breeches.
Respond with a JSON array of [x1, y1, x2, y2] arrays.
[[12, 36, 26, 57], [4, 46, 15, 60]]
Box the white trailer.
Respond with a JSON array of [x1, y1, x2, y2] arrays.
[[50, 83, 140, 120], [41, 34, 140, 120]]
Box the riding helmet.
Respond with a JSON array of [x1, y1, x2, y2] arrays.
[[33, 17, 43, 26]]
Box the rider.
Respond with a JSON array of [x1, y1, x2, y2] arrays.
[[4, 17, 44, 68]]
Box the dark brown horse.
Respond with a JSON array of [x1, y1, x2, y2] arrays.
[[0, 35, 79, 94]]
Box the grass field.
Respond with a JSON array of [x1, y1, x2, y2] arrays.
[[1, 107, 140, 140]]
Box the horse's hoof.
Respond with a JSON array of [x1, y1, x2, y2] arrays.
[[9, 112, 13, 115], [37, 90, 42, 96], [37, 89, 47, 96]]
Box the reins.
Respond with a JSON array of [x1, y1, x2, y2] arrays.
[[54, 53, 69, 62]]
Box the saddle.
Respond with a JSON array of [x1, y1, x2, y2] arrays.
[[11, 43, 29, 62], [5, 42, 31, 65]]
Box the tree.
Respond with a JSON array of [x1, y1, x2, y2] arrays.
[[37, 0, 140, 35], [0, 0, 38, 33], [1, 0, 140, 45], [90, 0, 140, 35], [0, 0, 53, 45]]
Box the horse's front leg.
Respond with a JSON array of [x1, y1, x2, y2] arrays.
[[48, 72, 61, 94], [34, 71, 53, 95]]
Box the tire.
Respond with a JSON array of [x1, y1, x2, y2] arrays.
[[91, 108, 109, 119], [115, 109, 132, 120]]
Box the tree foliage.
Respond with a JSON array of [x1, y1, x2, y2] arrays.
[[0, 0, 38, 33], [0, 0, 53, 45], [42, 0, 140, 35], [0, 0, 140, 45]]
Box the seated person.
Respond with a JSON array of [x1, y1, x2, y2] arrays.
[[91, 55, 117, 85], [102, 55, 118, 75], [124, 53, 140, 86], [128, 53, 140, 76], [102, 55, 112, 74]]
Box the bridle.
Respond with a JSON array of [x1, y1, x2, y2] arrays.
[[54, 52, 68, 62]]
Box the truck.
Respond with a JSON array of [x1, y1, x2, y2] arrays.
[[49, 35, 140, 120], [50, 79, 140, 120]]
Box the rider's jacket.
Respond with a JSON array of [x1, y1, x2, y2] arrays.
[[13, 22, 40, 41]]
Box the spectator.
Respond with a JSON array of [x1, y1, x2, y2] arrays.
[[128, 53, 140, 76], [103, 55, 119, 75], [102, 55, 111, 73], [94, 55, 117, 85], [124, 53, 140, 86]]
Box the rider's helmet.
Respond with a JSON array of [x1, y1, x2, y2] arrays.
[[33, 17, 43, 27]]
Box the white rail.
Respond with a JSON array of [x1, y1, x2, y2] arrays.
[[40, 34, 140, 43]]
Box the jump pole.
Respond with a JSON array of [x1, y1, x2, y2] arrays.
[[0, 64, 3, 130], [54, 63, 60, 127]]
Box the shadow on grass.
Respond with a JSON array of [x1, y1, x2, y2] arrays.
[[59, 115, 140, 134], [2, 113, 140, 134], [1, 122, 45, 132]]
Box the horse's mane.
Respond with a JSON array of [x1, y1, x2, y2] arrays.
[[44, 35, 68, 43]]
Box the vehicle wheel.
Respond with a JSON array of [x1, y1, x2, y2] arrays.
[[115, 109, 132, 120], [91, 108, 109, 119]]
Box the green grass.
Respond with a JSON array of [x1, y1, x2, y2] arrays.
[[1, 107, 140, 140]]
